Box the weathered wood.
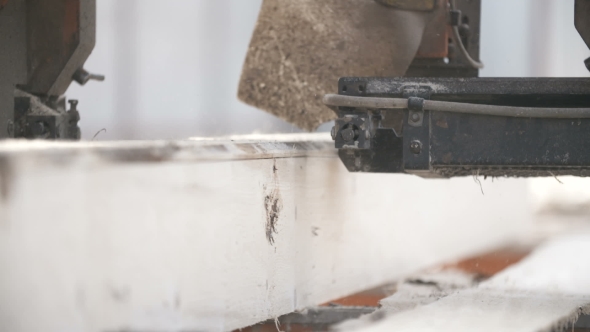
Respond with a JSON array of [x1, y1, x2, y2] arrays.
[[0, 134, 531, 331], [341, 234, 590, 332]]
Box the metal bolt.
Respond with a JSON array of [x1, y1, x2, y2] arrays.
[[30, 121, 47, 137], [341, 127, 356, 142], [331, 126, 337, 140], [73, 68, 105, 85], [411, 112, 421, 122], [410, 140, 422, 154]]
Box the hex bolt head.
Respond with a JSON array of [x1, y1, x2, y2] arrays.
[[331, 126, 337, 140], [30, 121, 47, 137], [411, 112, 421, 122], [341, 127, 355, 142], [410, 140, 422, 154]]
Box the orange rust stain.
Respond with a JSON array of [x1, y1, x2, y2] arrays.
[[444, 249, 531, 277], [321, 287, 395, 307], [63, 0, 80, 47], [416, 0, 449, 58], [436, 118, 449, 129]]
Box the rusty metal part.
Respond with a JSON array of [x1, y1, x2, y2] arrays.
[[406, 0, 481, 77], [0, 0, 8, 11], [415, 0, 449, 58], [238, 0, 434, 131], [374, 0, 436, 11], [25, 0, 96, 96], [575, 0, 590, 50], [1, 0, 96, 140]]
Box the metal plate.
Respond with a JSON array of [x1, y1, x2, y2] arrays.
[[334, 77, 590, 177], [25, 0, 96, 96]]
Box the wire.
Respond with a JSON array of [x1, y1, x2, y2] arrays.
[[449, 0, 484, 69], [425, 99, 590, 118], [323, 94, 590, 119], [323, 94, 408, 109]]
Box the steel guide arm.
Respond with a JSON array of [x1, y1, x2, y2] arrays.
[[328, 77, 590, 178]]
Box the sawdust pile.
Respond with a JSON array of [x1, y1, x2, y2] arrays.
[[238, 0, 431, 131]]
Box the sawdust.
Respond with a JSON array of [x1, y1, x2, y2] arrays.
[[239, 0, 432, 131]]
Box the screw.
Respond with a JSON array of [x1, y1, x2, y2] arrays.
[[410, 140, 422, 154], [73, 68, 105, 85], [411, 112, 421, 122], [331, 126, 337, 140], [341, 127, 355, 142]]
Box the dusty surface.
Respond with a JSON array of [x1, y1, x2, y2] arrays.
[[238, 0, 432, 131], [338, 235, 590, 332]]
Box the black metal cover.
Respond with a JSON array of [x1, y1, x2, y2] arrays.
[[333, 77, 590, 177]]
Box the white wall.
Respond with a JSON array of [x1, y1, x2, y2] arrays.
[[480, 0, 589, 78]]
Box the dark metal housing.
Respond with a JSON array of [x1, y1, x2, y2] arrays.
[[331, 77, 590, 177]]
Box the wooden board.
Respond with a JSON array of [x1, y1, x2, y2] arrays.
[[0, 134, 531, 331], [340, 234, 590, 332]]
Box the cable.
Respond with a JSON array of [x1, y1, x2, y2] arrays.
[[323, 94, 590, 119], [449, 0, 484, 69], [425, 99, 590, 118], [323, 94, 408, 109]]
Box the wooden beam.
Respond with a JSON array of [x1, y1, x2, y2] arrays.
[[0, 134, 531, 331]]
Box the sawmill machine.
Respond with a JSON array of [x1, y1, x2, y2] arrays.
[[239, 0, 590, 178], [0, 0, 102, 140]]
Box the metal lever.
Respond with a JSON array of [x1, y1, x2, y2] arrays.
[[73, 68, 105, 85]]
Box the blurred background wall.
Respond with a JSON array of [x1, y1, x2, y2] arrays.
[[67, 0, 589, 140]]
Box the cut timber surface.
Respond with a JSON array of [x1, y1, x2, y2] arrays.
[[341, 234, 590, 332], [0, 134, 531, 332]]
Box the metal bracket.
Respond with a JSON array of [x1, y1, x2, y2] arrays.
[[402, 86, 432, 172], [27, 115, 57, 139], [13, 90, 80, 140], [403, 109, 431, 172], [338, 79, 367, 97], [407, 97, 425, 127], [333, 114, 371, 150]]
